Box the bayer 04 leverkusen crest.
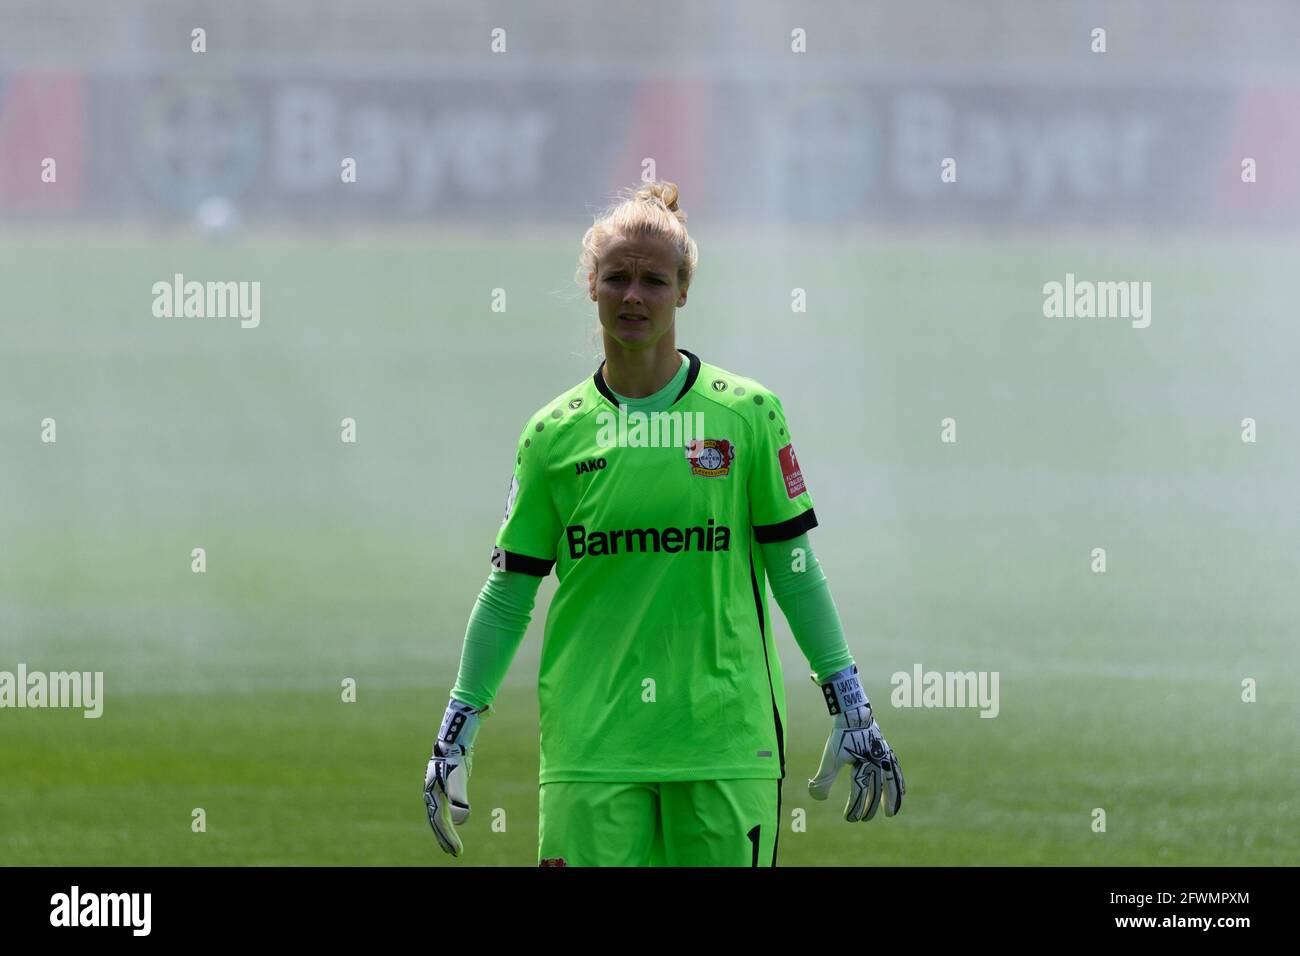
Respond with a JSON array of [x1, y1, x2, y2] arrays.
[[685, 438, 735, 478]]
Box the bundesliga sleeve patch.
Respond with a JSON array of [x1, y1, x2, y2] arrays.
[[778, 443, 805, 498]]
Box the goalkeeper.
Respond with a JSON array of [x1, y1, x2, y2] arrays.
[[424, 181, 903, 866]]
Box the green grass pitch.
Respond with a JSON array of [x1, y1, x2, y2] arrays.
[[1, 229, 1296, 865]]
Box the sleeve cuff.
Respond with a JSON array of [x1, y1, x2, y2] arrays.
[[752, 507, 818, 543], [491, 547, 556, 577]]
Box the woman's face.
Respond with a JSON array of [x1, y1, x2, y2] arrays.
[[589, 232, 687, 350]]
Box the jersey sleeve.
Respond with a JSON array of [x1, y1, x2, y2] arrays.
[[491, 418, 561, 576], [748, 391, 819, 543]]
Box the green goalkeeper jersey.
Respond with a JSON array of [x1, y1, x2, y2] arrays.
[[493, 349, 818, 783]]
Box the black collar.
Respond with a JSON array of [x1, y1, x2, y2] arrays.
[[593, 349, 702, 408]]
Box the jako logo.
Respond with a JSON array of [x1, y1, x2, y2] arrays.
[[566, 520, 731, 557], [50, 886, 151, 936], [575, 457, 607, 475]]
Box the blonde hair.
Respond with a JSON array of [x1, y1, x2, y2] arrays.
[[576, 180, 699, 296]]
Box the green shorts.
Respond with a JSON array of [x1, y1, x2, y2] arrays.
[[538, 778, 783, 867]]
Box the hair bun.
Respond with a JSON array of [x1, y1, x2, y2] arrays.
[[639, 180, 681, 214]]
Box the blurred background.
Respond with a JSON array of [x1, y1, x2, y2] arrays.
[[1, 0, 1297, 865]]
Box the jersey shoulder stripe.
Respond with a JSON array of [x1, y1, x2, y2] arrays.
[[689, 361, 797, 450], [516, 376, 602, 460], [692, 361, 784, 415]]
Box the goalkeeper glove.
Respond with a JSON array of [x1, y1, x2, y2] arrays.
[[423, 697, 488, 857], [808, 664, 904, 821]]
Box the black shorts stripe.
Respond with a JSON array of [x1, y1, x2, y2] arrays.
[[748, 540, 786, 780], [773, 778, 782, 867]]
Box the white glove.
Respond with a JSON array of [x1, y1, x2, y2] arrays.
[[808, 665, 904, 821], [424, 698, 488, 857]]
